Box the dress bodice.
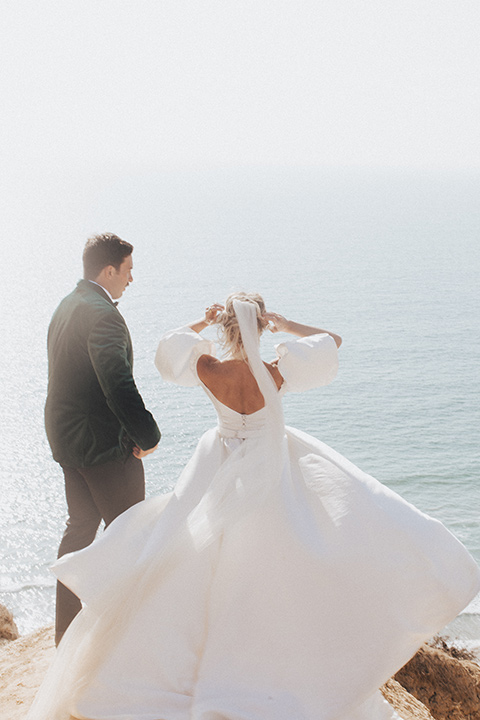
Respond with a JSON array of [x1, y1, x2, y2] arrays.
[[200, 383, 270, 439]]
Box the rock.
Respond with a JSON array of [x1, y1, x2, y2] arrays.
[[381, 678, 435, 719], [380, 678, 434, 720], [0, 603, 20, 642], [395, 643, 480, 720], [0, 625, 55, 719]]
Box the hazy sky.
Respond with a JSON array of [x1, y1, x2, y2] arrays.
[[2, 0, 480, 177]]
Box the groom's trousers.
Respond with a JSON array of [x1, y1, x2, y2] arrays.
[[55, 453, 145, 646]]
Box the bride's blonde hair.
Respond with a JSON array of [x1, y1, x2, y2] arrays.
[[217, 292, 266, 358]]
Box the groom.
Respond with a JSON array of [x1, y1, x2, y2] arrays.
[[45, 232, 161, 645]]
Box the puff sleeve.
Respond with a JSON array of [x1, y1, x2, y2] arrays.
[[275, 333, 338, 392], [155, 327, 216, 387]]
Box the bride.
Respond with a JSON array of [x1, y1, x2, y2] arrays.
[[29, 292, 480, 720]]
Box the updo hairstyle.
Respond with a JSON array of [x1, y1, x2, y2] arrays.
[[217, 292, 266, 358]]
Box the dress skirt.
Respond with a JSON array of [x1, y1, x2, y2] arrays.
[[42, 425, 480, 720]]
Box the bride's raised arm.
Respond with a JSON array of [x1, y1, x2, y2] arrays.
[[264, 312, 342, 348], [187, 304, 225, 334]]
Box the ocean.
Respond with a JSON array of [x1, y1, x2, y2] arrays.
[[1, 167, 479, 650]]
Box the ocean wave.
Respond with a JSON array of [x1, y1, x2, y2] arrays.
[[461, 591, 480, 615], [0, 575, 56, 593]]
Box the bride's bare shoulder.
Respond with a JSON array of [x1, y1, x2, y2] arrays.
[[197, 355, 283, 391], [196, 355, 238, 381], [196, 353, 218, 378]]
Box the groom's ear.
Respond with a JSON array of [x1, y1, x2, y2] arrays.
[[95, 265, 116, 283], [105, 265, 117, 279]]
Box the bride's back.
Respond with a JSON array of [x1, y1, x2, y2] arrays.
[[197, 355, 283, 415]]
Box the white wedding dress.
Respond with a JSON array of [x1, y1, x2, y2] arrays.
[[28, 304, 480, 720]]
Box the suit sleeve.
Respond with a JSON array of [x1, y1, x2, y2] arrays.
[[87, 312, 161, 450]]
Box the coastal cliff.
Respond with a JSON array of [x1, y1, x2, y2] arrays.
[[1, 604, 479, 719]]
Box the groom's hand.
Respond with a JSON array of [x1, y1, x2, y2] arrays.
[[132, 444, 158, 459]]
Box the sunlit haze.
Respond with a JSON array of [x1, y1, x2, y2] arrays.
[[2, 0, 480, 175]]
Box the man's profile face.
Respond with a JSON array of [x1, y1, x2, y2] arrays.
[[110, 254, 133, 299]]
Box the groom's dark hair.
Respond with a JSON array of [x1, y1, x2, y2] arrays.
[[83, 233, 134, 280]]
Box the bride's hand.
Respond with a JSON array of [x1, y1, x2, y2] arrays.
[[188, 304, 224, 334], [263, 312, 290, 333], [204, 303, 224, 325], [263, 313, 342, 346]]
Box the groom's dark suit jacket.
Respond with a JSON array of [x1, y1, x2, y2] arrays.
[[45, 279, 160, 468]]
